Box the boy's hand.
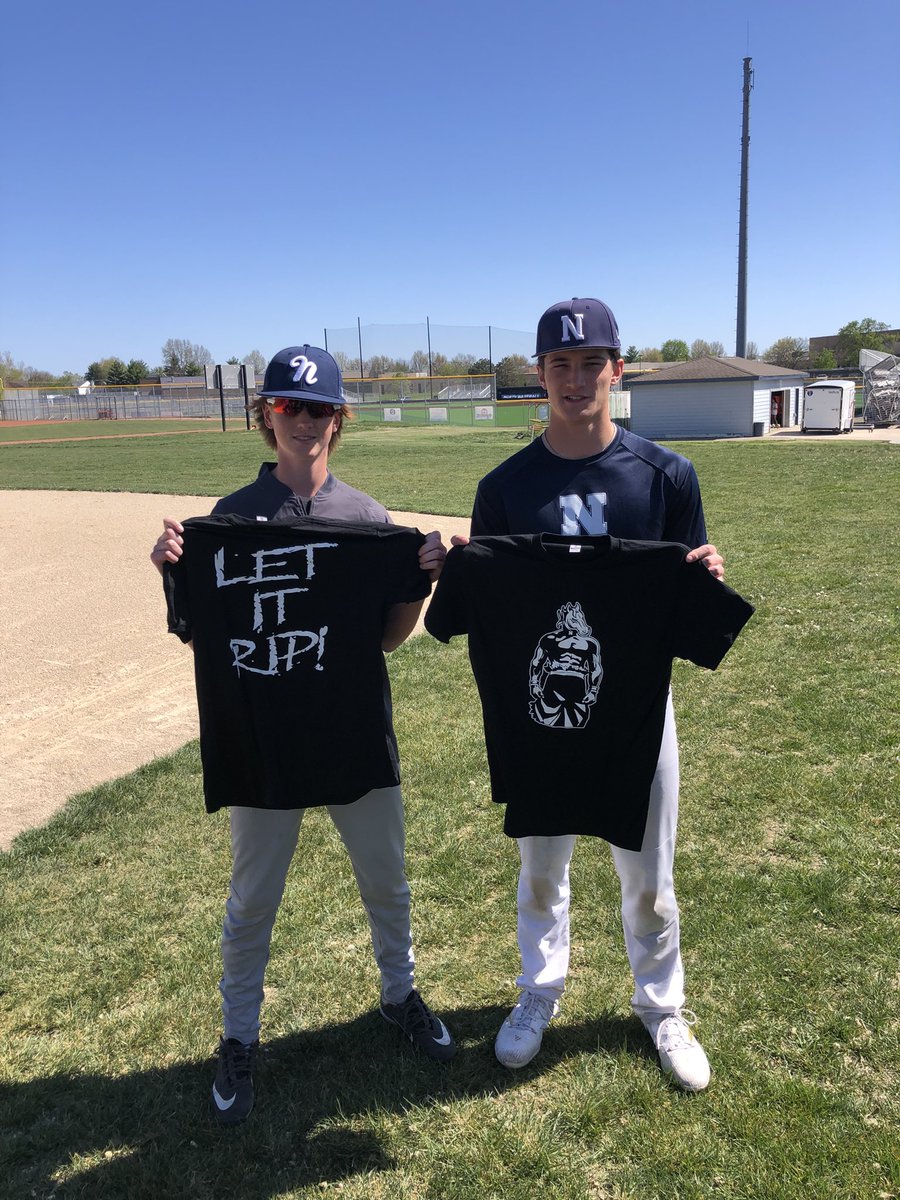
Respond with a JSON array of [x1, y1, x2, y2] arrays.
[[685, 543, 724, 580], [418, 531, 448, 582], [151, 518, 185, 575]]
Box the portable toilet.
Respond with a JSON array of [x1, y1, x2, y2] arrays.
[[802, 379, 856, 433]]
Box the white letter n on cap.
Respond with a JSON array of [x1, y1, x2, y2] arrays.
[[290, 354, 318, 385], [560, 314, 584, 343]]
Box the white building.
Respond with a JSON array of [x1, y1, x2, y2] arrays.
[[628, 357, 808, 438]]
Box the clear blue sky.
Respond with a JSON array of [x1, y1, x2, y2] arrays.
[[3, 0, 898, 376]]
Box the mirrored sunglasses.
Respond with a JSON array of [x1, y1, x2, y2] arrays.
[[266, 397, 339, 418]]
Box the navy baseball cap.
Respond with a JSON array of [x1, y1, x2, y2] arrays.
[[535, 298, 621, 357], [259, 345, 345, 404]]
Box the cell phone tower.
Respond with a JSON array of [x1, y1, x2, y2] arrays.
[[735, 56, 753, 358]]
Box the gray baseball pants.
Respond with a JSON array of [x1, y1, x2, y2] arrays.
[[220, 785, 415, 1044]]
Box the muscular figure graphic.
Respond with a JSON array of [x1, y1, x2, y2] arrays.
[[528, 601, 602, 729]]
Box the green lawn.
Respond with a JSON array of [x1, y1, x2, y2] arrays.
[[1, 433, 898, 1198], [0, 424, 531, 514]]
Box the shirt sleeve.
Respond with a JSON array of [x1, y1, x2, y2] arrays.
[[423, 545, 469, 642], [661, 462, 708, 548], [384, 527, 431, 605], [163, 558, 192, 644], [671, 558, 754, 669], [470, 479, 507, 536]]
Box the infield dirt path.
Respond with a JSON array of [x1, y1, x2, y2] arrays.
[[0, 492, 469, 850]]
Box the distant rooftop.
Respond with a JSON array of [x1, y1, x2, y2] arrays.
[[628, 356, 808, 384]]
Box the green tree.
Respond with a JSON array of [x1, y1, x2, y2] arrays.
[[468, 358, 493, 376], [1, 351, 29, 385], [2, 351, 76, 386], [494, 354, 529, 387], [105, 358, 128, 385], [813, 347, 837, 371], [85, 360, 107, 384], [661, 339, 689, 361], [762, 336, 808, 369], [623, 345, 640, 363], [639, 347, 662, 361], [834, 318, 888, 366], [125, 359, 149, 384]]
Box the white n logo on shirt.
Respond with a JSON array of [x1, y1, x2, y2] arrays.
[[560, 492, 607, 535]]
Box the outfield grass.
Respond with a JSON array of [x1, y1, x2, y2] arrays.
[[0, 424, 529, 514], [1, 433, 898, 1198], [0, 417, 249, 443]]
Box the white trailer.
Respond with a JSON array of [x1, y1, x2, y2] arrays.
[[802, 379, 856, 433]]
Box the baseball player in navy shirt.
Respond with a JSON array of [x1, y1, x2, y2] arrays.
[[151, 345, 456, 1124], [463, 299, 725, 1091]]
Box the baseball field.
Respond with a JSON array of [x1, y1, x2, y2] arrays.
[[1, 423, 897, 1199]]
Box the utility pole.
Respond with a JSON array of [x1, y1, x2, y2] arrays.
[[735, 56, 753, 358]]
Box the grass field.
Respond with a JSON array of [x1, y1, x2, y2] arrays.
[[1, 430, 898, 1198], [0, 417, 251, 442]]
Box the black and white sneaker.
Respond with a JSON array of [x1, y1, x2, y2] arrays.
[[380, 989, 457, 1062], [211, 1036, 258, 1125]]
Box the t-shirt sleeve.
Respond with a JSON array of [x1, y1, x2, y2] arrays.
[[672, 558, 754, 669], [662, 462, 708, 548], [384, 528, 431, 605], [163, 558, 192, 643], [470, 479, 507, 536], [423, 545, 469, 642]]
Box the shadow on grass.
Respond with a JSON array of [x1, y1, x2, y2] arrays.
[[2, 1004, 647, 1197]]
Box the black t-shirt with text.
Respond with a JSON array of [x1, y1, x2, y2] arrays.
[[164, 515, 429, 813], [425, 535, 754, 850]]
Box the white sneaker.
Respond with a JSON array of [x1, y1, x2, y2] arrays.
[[494, 990, 559, 1069], [645, 1010, 711, 1092]]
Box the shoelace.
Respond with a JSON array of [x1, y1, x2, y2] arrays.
[[220, 1040, 255, 1088], [394, 991, 436, 1035], [656, 1010, 698, 1051], [510, 992, 556, 1033]]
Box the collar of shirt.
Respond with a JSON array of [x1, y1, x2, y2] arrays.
[[254, 462, 339, 519]]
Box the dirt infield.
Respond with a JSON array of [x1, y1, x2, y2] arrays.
[[0, 492, 469, 850]]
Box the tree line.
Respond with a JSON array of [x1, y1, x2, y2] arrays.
[[2, 318, 891, 391], [625, 319, 891, 371]]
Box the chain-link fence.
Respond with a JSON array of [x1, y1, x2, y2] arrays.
[[0, 384, 252, 422], [2, 322, 637, 428], [321, 322, 534, 380]]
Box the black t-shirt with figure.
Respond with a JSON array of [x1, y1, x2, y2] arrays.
[[425, 535, 754, 850], [164, 514, 429, 813]]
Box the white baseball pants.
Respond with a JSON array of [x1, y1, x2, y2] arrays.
[[515, 691, 684, 1021], [220, 785, 415, 1045]]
